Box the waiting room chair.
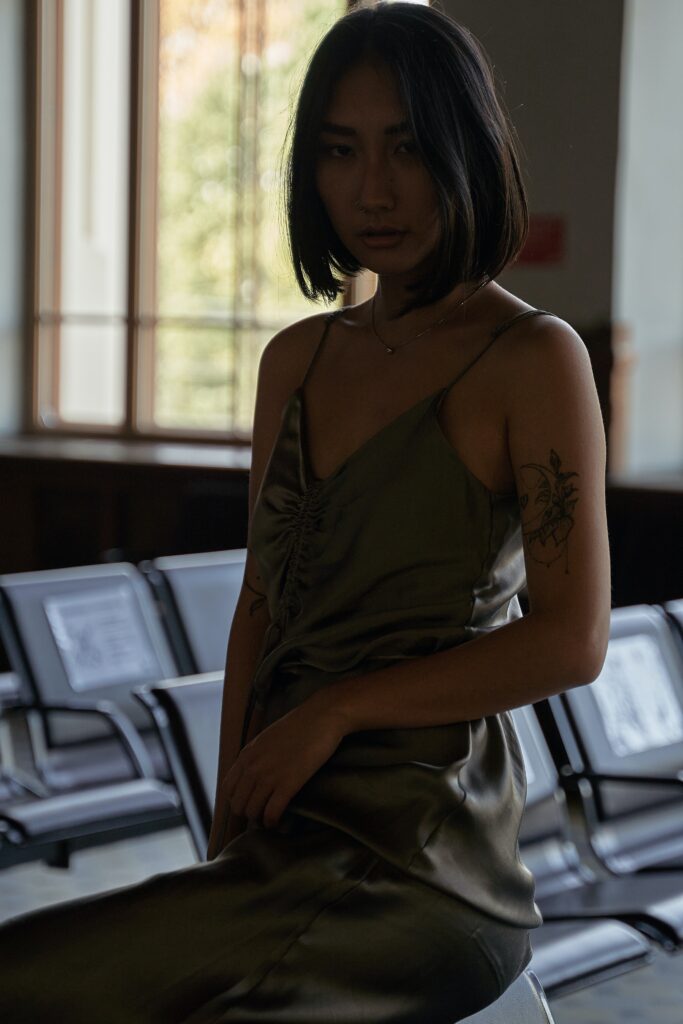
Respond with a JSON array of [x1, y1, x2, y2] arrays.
[[510, 703, 654, 995], [536, 604, 683, 875], [140, 548, 246, 675], [134, 671, 223, 859], [526, 604, 683, 952], [0, 563, 185, 866]]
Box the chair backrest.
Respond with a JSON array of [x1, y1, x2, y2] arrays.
[[509, 704, 596, 898], [0, 563, 179, 745], [134, 672, 223, 857], [510, 704, 559, 811], [554, 604, 683, 819], [462, 969, 556, 1023], [142, 549, 246, 675]]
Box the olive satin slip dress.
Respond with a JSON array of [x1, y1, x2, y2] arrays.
[[0, 307, 554, 1024]]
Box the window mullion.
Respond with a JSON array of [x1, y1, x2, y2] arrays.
[[125, 0, 141, 438]]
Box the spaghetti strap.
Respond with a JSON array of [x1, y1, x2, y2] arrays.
[[436, 307, 558, 406], [300, 307, 346, 390]]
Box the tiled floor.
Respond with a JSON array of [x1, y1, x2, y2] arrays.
[[1, 826, 682, 1023]]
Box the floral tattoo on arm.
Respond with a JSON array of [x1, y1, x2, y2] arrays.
[[518, 448, 578, 574]]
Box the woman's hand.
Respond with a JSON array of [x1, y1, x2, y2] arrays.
[[205, 700, 268, 860], [224, 696, 347, 830]]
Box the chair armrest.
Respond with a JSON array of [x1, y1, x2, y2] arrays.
[[27, 698, 156, 780], [0, 766, 51, 798], [0, 817, 21, 844], [0, 671, 22, 708], [560, 766, 683, 789]]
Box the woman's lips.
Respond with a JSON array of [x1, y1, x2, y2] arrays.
[[360, 231, 407, 248]]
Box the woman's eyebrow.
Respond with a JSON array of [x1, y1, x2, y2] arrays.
[[318, 119, 411, 137]]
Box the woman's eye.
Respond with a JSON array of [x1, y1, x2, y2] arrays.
[[318, 144, 352, 158]]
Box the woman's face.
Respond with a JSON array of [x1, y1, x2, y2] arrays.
[[314, 60, 442, 278]]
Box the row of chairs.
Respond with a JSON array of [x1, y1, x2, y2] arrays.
[[0, 553, 245, 864], [0, 552, 682, 1013]]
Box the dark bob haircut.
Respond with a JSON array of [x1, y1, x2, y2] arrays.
[[282, 1, 529, 317]]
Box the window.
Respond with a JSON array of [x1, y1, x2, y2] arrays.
[[31, 0, 350, 444]]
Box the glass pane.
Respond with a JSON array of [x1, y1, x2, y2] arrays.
[[60, 0, 130, 317], [152, 0, 346, 435], [47, 322, 126, 426], [37, 0, 130, 431], [153, 322, 273, 431], [154, 324, 233, 431]]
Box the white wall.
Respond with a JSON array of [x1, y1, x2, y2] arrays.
[[0, 0, 24, 434], [613, 0, 683, 472]]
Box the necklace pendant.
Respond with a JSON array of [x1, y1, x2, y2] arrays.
[[386, 345, 394, 354]]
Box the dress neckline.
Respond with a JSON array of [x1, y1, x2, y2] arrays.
[[291, 384, 515, 499], [292, 306, 555, 494], [295, 382, 445, 487]]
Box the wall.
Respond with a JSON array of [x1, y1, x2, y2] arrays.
[[613, 0, 683, 472], [0, 0, 24, 435], [443, 0, 624, 327]]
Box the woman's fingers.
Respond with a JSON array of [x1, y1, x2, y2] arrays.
[[262, 790, 292, 830], [222, 701, 346, 829], [243, 780, 275, 823], [228, 760, 284, 827], [227, 764, 260, 818], [225, 810, 248, 843]]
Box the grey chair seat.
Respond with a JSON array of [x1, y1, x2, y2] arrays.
[[587, 797, 683, 873], [0, 778, 180, 841], [461, 969, 555, 1023], [538, 871, 683, 949], [36, 728, 171, 791], [527, 918, 652, 995]]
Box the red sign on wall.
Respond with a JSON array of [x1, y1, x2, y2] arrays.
[[517, 214, 566, 265]]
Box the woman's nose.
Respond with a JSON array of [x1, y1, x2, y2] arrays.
[[356, 159, 395, 210]]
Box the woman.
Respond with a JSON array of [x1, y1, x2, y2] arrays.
[[0, 3, 610, 1022]]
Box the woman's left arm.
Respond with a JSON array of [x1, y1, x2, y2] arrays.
[[314, 317, 612, 733]]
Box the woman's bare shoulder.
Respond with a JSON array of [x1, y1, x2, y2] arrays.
[[494, 308, 589, 413], [259, 308, 342, 389], [496, 307, 583, 361], [473, 287, 582, 410], [480, 286, 578, 358]]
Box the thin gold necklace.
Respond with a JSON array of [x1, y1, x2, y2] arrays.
[[370, 277, 491, 354]]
